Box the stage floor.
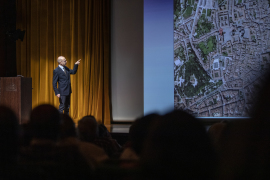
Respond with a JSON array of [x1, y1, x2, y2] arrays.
[[106, 124, 131, 133], [106, 124, 214, 133], [106, 124, 213, 133]]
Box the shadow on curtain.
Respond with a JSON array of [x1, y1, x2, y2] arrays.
[[16, 0, 111, 124]]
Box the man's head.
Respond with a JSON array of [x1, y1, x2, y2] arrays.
[[0, 106, 19, 166], [60, 114, 77, 139], [129, 113, 160, 155], [57, 56, 67, 66], [78, 116, 99, 143], [141, 110, 217, 179], [29, 104, 61, 141]]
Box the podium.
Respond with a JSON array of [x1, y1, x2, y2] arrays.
[[0, 77, 32, 124]]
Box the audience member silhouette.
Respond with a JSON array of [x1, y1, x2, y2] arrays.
[[0, 106, 19, 179], [207, 120, 228, 149], [78, 115, 99, 143], [97, 123, 122, 157], [19, 104, 92, 179], [59, 114, 108, 168], [99, 124, 112, 138], [216, 117, 270, 180], [120, 113, 160, 160], [141, 110, 217, 180], [59, 114, 77, 139], [28, 104, 60, 141], [217, 71, 270, 180], [78, 116, 121, 157]]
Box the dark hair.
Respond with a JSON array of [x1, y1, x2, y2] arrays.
[[98, 124, 111, 138], [77, 115, 99, 142], [129, 113, 159, 155], [141, 110, 217, 180], [0, 106, 19, 167], [60, 114, 77, 139], [249, 68, 270, 120], [29, 104, 60, 141]]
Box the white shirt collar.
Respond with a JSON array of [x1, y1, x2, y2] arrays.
[[59, 65, 65, 70]]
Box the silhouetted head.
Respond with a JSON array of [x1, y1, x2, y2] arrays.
[[141, 110, 217, 180], [60, 114, 77, 139], [0, 106, 19, 167], [217, 119, 270, 180], [249, 69, 270, 120], [129, 113, 160, 155], [208, 121, 228, 146], [78, 116, 99, 142], [29, 104, 60, 141], [0, 106, 19, 179], [98, 124, 111, 138]]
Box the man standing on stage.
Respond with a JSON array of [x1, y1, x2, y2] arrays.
[[53, 56, 81, 114]]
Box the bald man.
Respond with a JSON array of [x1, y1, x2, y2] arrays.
[[53, 56, 81, 114]]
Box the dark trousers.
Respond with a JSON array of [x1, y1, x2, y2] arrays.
[[59, 95, 70, 115]]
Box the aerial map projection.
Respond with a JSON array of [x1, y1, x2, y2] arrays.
[[174, 0, 270, 117]]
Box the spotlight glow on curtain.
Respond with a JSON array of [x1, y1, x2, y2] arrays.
[[16, 0, 111, 124]]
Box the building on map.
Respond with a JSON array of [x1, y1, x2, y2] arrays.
[[219, 0, 228, 11], [211, 107, 223, 117], [190, 74, 196, 84], [219, 12, 229, 27]]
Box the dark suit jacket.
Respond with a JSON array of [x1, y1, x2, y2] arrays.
[[53, 64, 78, 96]]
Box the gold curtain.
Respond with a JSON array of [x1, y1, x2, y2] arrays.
[[16, 0, 111, 124]]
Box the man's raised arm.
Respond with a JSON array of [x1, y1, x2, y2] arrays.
[[70, 59, 81, 74]]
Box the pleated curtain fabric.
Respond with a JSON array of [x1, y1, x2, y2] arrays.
[[16, 0, 111, 124]]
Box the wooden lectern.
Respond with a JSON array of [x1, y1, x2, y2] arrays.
[[0, 77, 32, 124]]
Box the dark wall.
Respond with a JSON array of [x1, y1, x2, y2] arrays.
[[0, 0, 7, 77], [0, 0, 17, 77]]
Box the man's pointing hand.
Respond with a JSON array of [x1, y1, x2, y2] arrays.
[[75, 59, 81, 65]]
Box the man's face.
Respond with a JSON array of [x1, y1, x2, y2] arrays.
[[59, 57, 67, 66]]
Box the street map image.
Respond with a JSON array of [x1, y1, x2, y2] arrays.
[[174, 0, 270, 117]]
